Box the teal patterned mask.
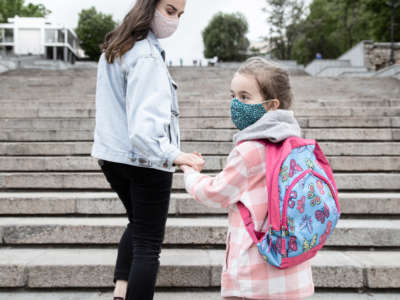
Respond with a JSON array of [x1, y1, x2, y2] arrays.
[[230, 98, 273, 130]]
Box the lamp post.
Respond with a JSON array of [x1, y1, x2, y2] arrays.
[[386, 0, 400, 65]]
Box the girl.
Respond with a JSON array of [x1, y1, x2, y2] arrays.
[[91, 0, 204, 299], [181, 57, 315, 300]]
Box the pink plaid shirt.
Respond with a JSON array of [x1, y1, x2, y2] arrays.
[[184, 141, 314, 299]]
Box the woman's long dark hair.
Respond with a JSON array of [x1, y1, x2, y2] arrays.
[[101, 0, 161, 64]]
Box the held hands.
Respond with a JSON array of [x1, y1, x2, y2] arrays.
[[174, 152, 205, 172]]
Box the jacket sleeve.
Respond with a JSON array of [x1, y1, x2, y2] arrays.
[[183, 147, 248, 208], [125, 55, 182, 168]]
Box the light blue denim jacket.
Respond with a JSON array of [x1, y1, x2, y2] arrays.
[[91, 30, 182, 172]]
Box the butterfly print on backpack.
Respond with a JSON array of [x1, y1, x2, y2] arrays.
[[303, 234, 317, 252], [306, 159, 314, 170], [308, 183, 321, 206], [280, 166, 289, 182], [289, 236, 297, 252], [315, 203, 330, 224], [289, 159, 303, 177], [316, 180, 325, 195], [297, 196, 305, 213], [287, 216, 295, 233], [299, 214, 313, 234]]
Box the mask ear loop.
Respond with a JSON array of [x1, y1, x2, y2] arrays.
[[260, 98, 279, 110], [260, 98, 278, 104]]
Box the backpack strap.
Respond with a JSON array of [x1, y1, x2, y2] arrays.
[[237, 202, 260, 244], [236, 139, 271, 243]]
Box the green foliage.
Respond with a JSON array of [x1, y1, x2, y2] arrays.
[[292, 0, 371, 64], [364, 0, 400, 42], [265, 0, 400, 65], [75, 7, 116, 61], [202, 12, 250, 62], [0, 0, 50, 23], [265, 0, 306, 60]]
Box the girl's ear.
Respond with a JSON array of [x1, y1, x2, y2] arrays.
[[264, 99, 280, 111]]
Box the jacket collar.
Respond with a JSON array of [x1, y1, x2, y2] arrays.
[[147, 29, 165, 59]]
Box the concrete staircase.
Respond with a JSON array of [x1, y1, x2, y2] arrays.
[[0, 67, 399, 299]]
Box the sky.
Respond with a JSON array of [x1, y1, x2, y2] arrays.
[[26, 0, 306, 65]]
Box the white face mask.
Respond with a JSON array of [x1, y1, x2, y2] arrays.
[[150, 9, 179, 39]]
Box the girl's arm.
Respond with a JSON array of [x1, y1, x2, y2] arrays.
[[182, 147, 248, 209]]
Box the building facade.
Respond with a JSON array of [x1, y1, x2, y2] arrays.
[[0, 16, 85, 63]]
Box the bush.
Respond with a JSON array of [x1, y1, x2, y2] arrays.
[[75, 7, 116, 61], [202, 12, 250, 62]]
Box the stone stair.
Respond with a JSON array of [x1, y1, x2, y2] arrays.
[[0, 67, 399, 299]]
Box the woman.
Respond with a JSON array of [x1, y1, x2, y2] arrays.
[[91, 0, 204, 299]]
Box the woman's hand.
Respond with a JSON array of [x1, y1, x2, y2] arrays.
[[174, 152, 205, 172]]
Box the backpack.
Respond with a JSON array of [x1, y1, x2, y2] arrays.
[[237, 136, 340, 269]]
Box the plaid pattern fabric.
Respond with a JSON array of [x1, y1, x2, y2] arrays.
[[184, 141, 315, 299]]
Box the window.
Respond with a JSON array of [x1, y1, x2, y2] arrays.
[[45, 29, 57, 43], [57, 29, 65, 43], [67, 30, 74, 48], [0, 29, 14, 43]]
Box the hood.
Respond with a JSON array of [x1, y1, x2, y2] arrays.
[[232, 109, 301, 145]]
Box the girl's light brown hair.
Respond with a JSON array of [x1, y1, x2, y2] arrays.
[[101, 0, 161, 64], [237, 57, 293, 109]]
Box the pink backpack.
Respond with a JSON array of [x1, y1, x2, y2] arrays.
[[237, 136, 340, 269]]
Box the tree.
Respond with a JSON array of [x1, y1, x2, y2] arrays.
[[364, 0, 400, 42], [0, 0, 50, 23], [202, 12, 250, 62], [264, 0, 306, 60], [288, 0, 372, 64], [75, 7, 116, 61]]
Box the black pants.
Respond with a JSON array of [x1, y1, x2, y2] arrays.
[[98, 159, 173, 300]]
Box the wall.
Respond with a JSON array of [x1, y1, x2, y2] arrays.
[[364, 41, 400, 71], [305, 59, 350, 76], [338, 41, 366, 67]]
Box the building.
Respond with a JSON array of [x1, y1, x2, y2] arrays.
[[0, 16, 85, 64]]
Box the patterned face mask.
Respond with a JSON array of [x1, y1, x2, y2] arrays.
[[230, 98, 275, 130]]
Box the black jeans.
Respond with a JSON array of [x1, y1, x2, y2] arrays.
[[98, 159, 173, 300]]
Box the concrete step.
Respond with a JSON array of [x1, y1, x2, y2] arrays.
[[1, 117, 399, 130], [1, 107, 400, 119], [2, 98, 400, 108], [0, 172, 399, 191], [180, 129, 400, 142], [1, 142, 399, 156], [0, 291, 399, 300], [0, 156, 399, 172], [1, 128, 399, 142], [0, 217, 398, 247], [0, 192, 399, 216], [0, 248, 399, 289], [0, 192, 397, 216]]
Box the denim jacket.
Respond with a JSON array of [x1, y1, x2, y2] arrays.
[[91, 30, 182, 172]]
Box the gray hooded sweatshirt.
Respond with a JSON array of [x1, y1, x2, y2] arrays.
[[232, 109, 301, 145]]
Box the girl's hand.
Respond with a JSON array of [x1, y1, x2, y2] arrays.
[[193, 151, 203, 159], [174, 152, 205, 172]]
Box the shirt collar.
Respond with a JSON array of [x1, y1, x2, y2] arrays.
[[147, 30, 166, 61]]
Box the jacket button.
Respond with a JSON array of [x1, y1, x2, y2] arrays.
[[163, 160, 169, 168], [130, 157, 136, 162]]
